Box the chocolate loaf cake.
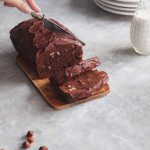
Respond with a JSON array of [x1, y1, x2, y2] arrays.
[[10, 19, 83, 78], [51, 57, 101, 85], [58, 70, 108, 103]]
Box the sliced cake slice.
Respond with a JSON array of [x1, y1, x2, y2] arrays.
[[65, 57, 100, 78], [58, 70, 109, 103], [51, 57, 101, 85]]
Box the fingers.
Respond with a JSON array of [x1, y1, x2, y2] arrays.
[[4, 0, 33, 13], [26, 0, 41, 12], [3, 0, 41, 14], [4, 2, 14, 7], [15, 0, 33, 13]]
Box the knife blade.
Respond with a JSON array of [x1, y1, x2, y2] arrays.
[[31, 12, 85, 46]]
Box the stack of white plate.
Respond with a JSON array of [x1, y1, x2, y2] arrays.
[[93, 0, 139, 16]]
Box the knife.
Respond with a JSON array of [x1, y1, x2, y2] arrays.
[[31, 12, 85, 46]]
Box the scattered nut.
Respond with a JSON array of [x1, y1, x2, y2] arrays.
[[22, 141, 30, 149], [26, 130, 34, 137], [27, 136, 34, 144], [39, 146, 48, 150]]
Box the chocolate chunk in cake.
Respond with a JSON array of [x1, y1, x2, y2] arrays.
[[10, 19, 83, 78], [58, 70, 108, 103], [51, 57, 101, 85]]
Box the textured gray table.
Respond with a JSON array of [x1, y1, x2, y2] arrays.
[[0, 0, 150, 150]]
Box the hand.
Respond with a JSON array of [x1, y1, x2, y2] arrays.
[[1, 0, 41, 13]]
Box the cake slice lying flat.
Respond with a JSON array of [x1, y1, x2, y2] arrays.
[[58, 70, 108, 103]]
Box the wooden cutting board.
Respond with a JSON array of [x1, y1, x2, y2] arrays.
[[16, 55, 110, 110]]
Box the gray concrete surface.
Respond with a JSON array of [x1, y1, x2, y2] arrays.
[[0, 0, 150, 150]]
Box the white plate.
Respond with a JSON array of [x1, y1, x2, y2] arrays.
[[100, 0, 138, 7], [113, 0, 138, 2], [93, 0, 135, 15], [97, 0, 136, 11]]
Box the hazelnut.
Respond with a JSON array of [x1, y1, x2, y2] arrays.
[[67, 85, 72, 88], [22, 141, 30, 149], [49, 52, 55, 58], [26, 130, 34, 137], [70, 73, 73, 77], [56, 52, 60, 55], [69, 87, 76, 91], [81, 82, 85, 86], [48, 66, 51, 70], [27, 136, 34, 143], [39, 146, 48, 150]]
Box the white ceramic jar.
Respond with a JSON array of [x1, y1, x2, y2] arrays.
[[130, 0, 150, 55]]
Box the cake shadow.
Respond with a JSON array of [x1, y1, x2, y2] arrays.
[[69, 0, 132, 21]]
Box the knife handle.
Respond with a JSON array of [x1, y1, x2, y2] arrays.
[[31, 12, 44, 21]]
